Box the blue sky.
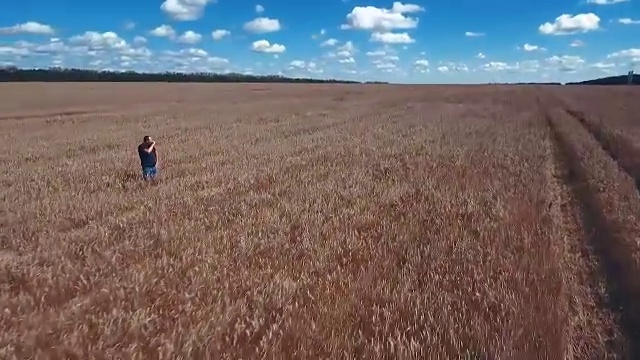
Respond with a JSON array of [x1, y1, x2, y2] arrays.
[[0, 0, 639, 83]]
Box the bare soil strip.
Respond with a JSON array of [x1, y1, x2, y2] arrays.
[[544, 103, 640, 359]]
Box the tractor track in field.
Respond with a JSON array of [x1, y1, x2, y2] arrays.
[[541, 97, 640, 359], [564, 108, 640, 193]]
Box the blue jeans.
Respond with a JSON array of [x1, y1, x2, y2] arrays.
[[142, 166, 157, 180]]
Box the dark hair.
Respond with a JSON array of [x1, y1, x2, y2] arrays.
[[143, 135, 151, 142]]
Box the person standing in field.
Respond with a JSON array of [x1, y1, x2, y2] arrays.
[[138, 135, 158, 181]]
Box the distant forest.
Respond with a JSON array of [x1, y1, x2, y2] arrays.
[[566, 74, 639, 85], [0, 66, 637, 85], [0, 66, 365, 84]]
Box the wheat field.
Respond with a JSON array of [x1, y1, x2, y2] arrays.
[[1, 83, 640, 359]]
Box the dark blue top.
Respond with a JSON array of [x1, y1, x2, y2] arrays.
[[138, 143, 157, 167]]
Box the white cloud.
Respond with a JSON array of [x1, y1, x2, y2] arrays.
[[176, 30, 202, 44], [391, 2, 425, 13], [608, 48, 640, 58], [481, 61, 511, 71], [243, 17, 281, 33], [481, 60, 540, 73], [592, 62, 616, 69], [443, 61, 469, 72], [150, 25, 176, 39], [476, 52, 486, 59], [0, 21, 54, 35], [211, 29, 230, 40], [160, 0, 215, 21], [570, 39, 586, 47], [69, 31, 128, 50], [373, 58, 396, 69], [0, 46, 31, 57], [327, 41, 357, 59], [339, 57, 356, 64], [607, 48, 640, 63], [587, 0, 628, 4], [465, 31, 485, 37], [321, 38, 338, 47], [289, 60, 305, 68], [312, 28, 326, 39], [413, 59, 429, 69], [164, 47, 208, 58], [539, 13, 600, 35], [618, 18, 640, 25], [367, 50, 387, 57], [342, 3, 422, 31], [256, 4, 265, 13], [370, 32, 415, 44], [251, 39, 285, 53], [546, 55, 586, 72], [523, 43, 545, 52], [288, 60, 323, 73], [437, 66, 449, 73], [133, 36, 147, 45], [339, 41, 355, 53], [161, 48, 229, 72]]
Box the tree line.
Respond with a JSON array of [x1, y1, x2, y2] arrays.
[[566, 74, 639, 86], [0, 66, 366, 84]]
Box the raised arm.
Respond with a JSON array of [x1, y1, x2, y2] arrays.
[[142, 141, 156, 153]]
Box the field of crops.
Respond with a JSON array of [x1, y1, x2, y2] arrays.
[[1, 83, 640, 359]]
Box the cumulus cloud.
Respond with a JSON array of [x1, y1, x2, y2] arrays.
[[592, 62, 616, 70], [10, 31, 153, 65], [321, 38, 338, 47], [211, 29, 230, 40], [570, 40, 586, 47], [539, 13, 600, 35], [256, 4, 264, 13], [164, 47, 208, 58], [366, 50, 387, 57], [133, 36, 147, 45], [342, 2, 423, 31], [289, 60, 323, 73], [251, 39, 285, 53], [618, 18, 640, 25], [312, 29, 326, 40], [476, 52, 486, 59], [176, 30, 202, 44], [161, 48, 229, 72], [339, 57, 356, 64], [0, 21, 54, 35], [465, 31, 484, 37], [150, 25, 176, 39], [160, 0, 215, 21], [69, 31, 128, 50], [607, 48, 640, 63], [442, 62, 469, 72], [587, 0, 628, 4], [437, 66, 449, 73], [481, 62, 510, 71], [546, 55, 586, 72], [327, 41, 357, 59], [523, 43, 545, 52], [243, 17, 281, 33], [370, 32, 415, 44], [413, 59, 429, 72], [390, 2, 424, 13]]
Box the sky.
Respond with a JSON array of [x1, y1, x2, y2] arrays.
[[0, 0, 639, 84]]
